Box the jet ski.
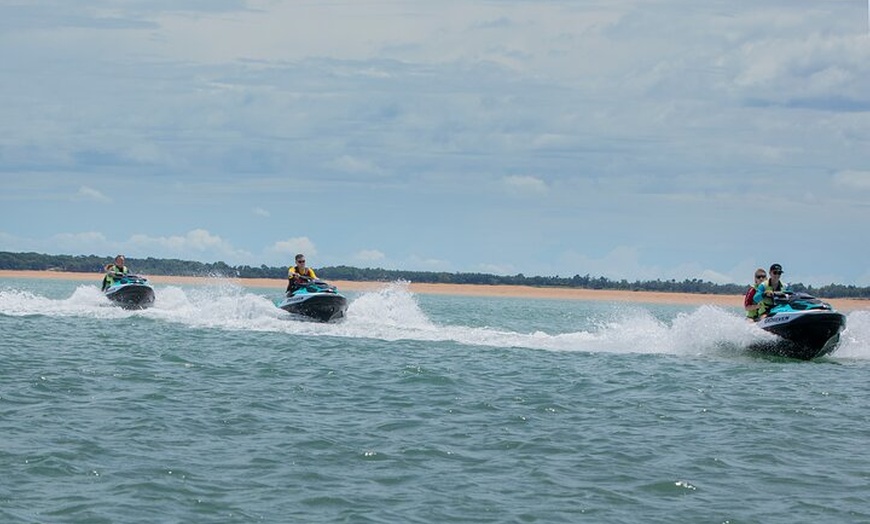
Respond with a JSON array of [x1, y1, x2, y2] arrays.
[[276, 277, 348, 322], [102, 273, 156, 310], [751, 292, 846, 360]]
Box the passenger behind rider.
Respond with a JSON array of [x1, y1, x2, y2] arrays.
[[754, 263, 788, 318], [102, 254, 128, 291], [287, 254, 317, 293], [744, 268, 766, 321]]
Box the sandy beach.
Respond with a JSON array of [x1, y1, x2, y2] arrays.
[[1, 270, 867, 311]]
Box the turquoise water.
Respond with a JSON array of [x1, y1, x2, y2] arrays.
[[2, 277, 869, 523]]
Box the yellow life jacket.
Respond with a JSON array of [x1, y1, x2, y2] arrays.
[[288, 267, 316, 279]]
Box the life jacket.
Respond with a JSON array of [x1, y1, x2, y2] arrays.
[[107, 264, 128, 274], [756, 278, 784, 316], [102, 264, 128, 290], [744, 284, 760, 319], [287, 266, 317, 293], [288, 266, 316, 279]]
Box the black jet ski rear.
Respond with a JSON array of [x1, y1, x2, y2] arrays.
[[751, 292, 846, 360]]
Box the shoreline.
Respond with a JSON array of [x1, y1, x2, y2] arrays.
[[1, 270, 867, 310]]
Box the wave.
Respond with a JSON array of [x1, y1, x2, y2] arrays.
[[2, 280, 868, 359]]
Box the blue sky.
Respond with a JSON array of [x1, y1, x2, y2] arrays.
[[1, 0, 869, 286]]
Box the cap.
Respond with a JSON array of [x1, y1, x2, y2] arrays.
[[769, 263, 783, 273]]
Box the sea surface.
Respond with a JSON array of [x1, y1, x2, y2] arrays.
[[1, 276, 869, 524]]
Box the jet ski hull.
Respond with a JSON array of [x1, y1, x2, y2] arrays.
[[277, 291, 348, 323], [753, 309, 846, 360], [104, 282, 156, 310]]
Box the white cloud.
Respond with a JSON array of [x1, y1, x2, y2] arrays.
[[727, 32, 870, 103], [557, 246, 645, 281], [477, 262, 514, 275], [833, 170, 870, 190], [253, 207, 270, 217], [406, 254, 450, 271], [74, 186, 110, 203], [326, 155, 384, 175], [698, 269, 733, 285], [126, 229, 252, 263], [48, 232, 111, 255], [268, 237, 317, 257], [353, 249, 386, 263], [503, 175, 548, 196], [0, 230, 112, 257], [0, 231, 27, 252]]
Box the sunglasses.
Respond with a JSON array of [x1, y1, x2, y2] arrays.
[[771, 271, 782, 275], [297, 260, 305, 263], [755, 275, 766, 279]]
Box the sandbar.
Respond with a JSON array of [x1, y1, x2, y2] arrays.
[[1, 269, 866, 311]]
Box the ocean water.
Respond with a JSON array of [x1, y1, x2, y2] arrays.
[[1, 277, 869, 524]]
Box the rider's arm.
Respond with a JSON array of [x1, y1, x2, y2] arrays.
[[744, 287, 758, 309]]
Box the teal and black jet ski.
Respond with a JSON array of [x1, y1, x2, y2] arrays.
[[752, 292, 846, 360], [276, 277, 347, 323], [102, 273, 156, 310]]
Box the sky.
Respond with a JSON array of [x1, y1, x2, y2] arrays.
[[1, 0, 869, 287]]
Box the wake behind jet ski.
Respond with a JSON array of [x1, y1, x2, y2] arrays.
[[751, 291, 846, 360], [276, 275, 348, 322]]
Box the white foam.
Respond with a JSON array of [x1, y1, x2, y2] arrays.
[[831, 310, 870, 359], [2, 280, 868, 359]]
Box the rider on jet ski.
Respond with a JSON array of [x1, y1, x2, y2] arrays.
[[101, 254, 129, 291], [754, 263, 789, 318], [286, 253, 317, 293]]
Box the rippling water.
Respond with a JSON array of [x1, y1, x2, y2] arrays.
[[2, 277, 869, 523]]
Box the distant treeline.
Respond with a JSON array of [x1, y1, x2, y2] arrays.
[[2, 251, 868, 299]]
